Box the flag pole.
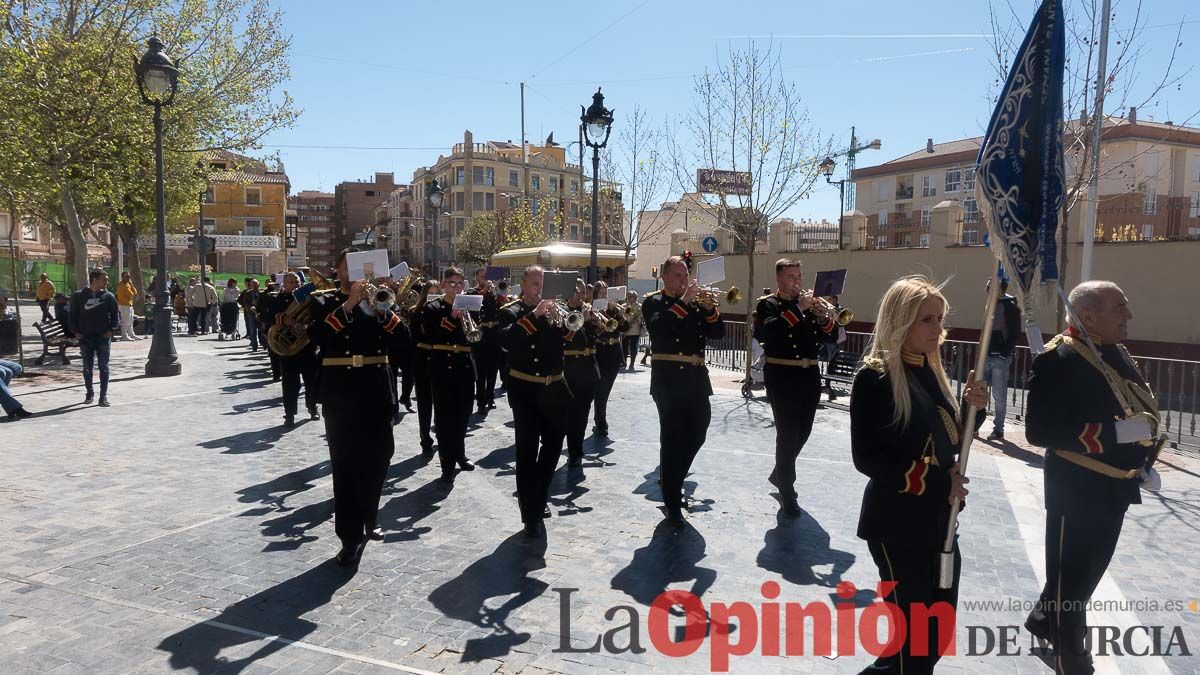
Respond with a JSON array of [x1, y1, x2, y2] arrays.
[[1080, 0, 1112, 283], [937, 262, 1002, 589]]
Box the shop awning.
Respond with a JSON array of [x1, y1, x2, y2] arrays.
[[490, 243, 634, 270]]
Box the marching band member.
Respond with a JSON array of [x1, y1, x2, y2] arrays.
[[272, 272, 320, 427], [420, 268, 477, 482], [591, 281, 629, 437], [562, 279, 598, 468], [499, 266, 571, 537], [641, 253, 724, 526], [307, 249, 410, 566], [467, 268, 502, 414], [409, 281, 437, 457], [1023, 281, 1160, 674], [850, 276, 987, 673], [756, 259, 834, 515]]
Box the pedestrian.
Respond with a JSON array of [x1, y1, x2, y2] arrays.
[[420, 267, 477, 481], [590, 281, 627, 437], [1023, 280, 1160, 673], [850, 275, 987, 674], [53, 293, 71, 332], [307, 249, 409, 567], [239, 279, 261, 351], [270, 272, 320, 427], [984, 279, 1021, 441], [0, 359, 33, 419], [641, 253, 724, 526], [36, 273, 55, 322], [219, 278, 241, 338], [69, 268, 121, 406], [116, 271, 142, 340], [622, 290, 642, 371], [203, 278, 219, 333], [184, 278, 205, 336]]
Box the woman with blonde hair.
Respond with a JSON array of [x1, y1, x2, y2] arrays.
[[850, 276, 988, 674]]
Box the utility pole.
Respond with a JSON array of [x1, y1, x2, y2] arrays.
[[1080, 0, 1112, 283]]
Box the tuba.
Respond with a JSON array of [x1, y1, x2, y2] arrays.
[[266, 269, 336, 356], [394, 270, 428, 314]]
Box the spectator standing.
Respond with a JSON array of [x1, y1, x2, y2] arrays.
[[69, 269, 120, 406], [985, 279, 1022, 441], [185, 278, 216, 336], [203, 279, 219, 333], [36, 273, 55, 322], [1, 359, 32, 419], [53, 293, 71, 332], [239, 279, 261, 351], [115, 271, 142, 341], [622, 290, 642, 371]]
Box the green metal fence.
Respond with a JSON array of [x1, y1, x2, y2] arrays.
[[1, 257, 256, 296]]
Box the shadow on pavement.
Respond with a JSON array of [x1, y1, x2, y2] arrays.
[[548, 465, 592, 517], [157, 560, 355, 673], [755, 510, 856, 593], [199, 421, 300, 454], [428, 533, 548, 663], [237, 460, 331, 509]]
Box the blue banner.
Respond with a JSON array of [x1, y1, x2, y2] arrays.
[[975, 0, 1065, 300]]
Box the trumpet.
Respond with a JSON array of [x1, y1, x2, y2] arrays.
[[547, 301, 585, 331], [588, 305, 618, 332], [697, 285, 743, 308], [461, 309, 483, 343], [806, 294, 854, 326], [366, 281, 396, 315]]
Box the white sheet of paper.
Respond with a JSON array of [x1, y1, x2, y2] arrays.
[[346, 249, 391, 282], [592, 298, 609, 311], [390, 262, 410, 280], [607, 285, 627, 300], [453, 294, 483, 311], [695, 257, 725, 286], [426, 294, 441, 304]]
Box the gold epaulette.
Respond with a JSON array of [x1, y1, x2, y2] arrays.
[[644, 290, 661, 298], [756, 293, 774, 302]]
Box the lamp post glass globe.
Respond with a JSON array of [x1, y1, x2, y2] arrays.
[[427, 178, 444, 208], [819, 157, 836, 178], [586, 122, 609, 143], [581, 88, 614, 149], [134, 37, 178, 105]]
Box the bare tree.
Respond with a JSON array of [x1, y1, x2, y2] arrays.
[[604, 105, 671, 275], [987, 0, 1194, 328], [666, 41, 832, 385]]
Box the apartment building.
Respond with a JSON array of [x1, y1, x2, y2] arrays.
[[334, 172, 398, 255], [289, 190, 336, 273], [850, 110, 1200, 249]]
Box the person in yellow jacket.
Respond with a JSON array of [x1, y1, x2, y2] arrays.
[[115, 271, 142, 340], [36, 273, 55, 322]]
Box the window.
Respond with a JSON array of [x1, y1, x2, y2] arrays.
[[204, 186, 215, 203], [472, 166, 484, 184], [0, 213, 8, 240], [365, 190, 375, 197], [945, 169, 962, 193], [1190, 192, 1200, 218], [878, 179, 891, 201], [532, 174, 541, 191], [244, 220, 263, 236], [569, 223, 579, 240], [550, 177, 559, 194], [472, 192, 484, 210], [964, 197, 980, 223], [22, 220, 37, 241], [903, 235, 913, 247], [1142, 224, 1154, 240], [509, 170, 519, 188], [920, 232, 930, 247], [245, 187, 261, 205], [308, 226, 331, 234], [922, 175, 936, 197], [246, 255, 263, 275], [202, 218, 216, 234], [485, 193, 495, 210], [485, 167, 495, 187], [455, 167, 465, 185], [962, 229, 979, 245], [455, 218, 466, 235], [963, 167, 976, 192], [1145, 151, 1158, 178], [530, 197, 539, 214], [454, 192, 465, 211], [877, 235, 888, 248], [921, 207, 931, 226], [1143, 186, 1157, 214], [878, 210, 888, 226], [896, 175, 914, 200], [571, 203, 579, 219], [570, 180, 578, 195]]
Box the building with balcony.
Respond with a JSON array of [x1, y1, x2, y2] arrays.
[[1, 214, 112, 293], [334, 173, 397, 256], [290, 190, 336, 273], [409, 130, 622, 270], [850, 110, 1200, 249]]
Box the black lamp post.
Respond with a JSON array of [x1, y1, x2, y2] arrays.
[[427, 177, 444, 277], [581, 88, 614, 284], [820, 157, 847, 251], [135, 37, 182, 377]]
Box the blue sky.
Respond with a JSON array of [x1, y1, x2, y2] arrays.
[[261, 0, 1199, 221]]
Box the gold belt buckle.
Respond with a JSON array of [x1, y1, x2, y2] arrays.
[[351, 354, 364, 367]]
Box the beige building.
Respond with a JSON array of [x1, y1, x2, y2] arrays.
[[290, 190, 336, 273], [409, 130, 622, 271], [850, 111, 1200, 249]]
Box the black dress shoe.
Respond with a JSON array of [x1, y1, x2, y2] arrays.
[[1024, 612, 1052, 645], [98, 397, 110, 407], [458, 459, 475, 471], [542, 506, 552, 519], [334, 540, 366, 567], [366, 527, 384, 541], [309, 408, 321, 421], [439, 470, 457, 483], [401, 401, 414, 413], [284, 415, 295, 428], [83, 394, 94, 404], [523, 521, 543, 538], [9, 407, 33, 419], [421, 444, 435, 458], [593, 425, 608, 437]]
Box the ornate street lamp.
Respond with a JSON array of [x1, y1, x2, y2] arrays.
[[427, 177, 444, 277], [135, 37, 181, 377], [820, 157, 847, 251], [581, 88, 614, 284]]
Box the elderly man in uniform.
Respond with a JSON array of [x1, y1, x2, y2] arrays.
[[499, 266, 571, 537], [1023, 280, 1161, 674], [273, 272, 321, 428], [755, 258, 836, 515], [641, 253, 724, 526], [306, 249, 410, 566]]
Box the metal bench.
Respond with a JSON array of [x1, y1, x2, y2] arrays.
[[822, 350, 861, 401], [33, 320, 79, 365]]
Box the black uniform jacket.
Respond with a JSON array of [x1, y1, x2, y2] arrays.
[[756, 293, 834, 361], [499, 298, 568, 379], [267, 291, 315, 356], [562, 304, 600, 384], [1025, 333, 1151, 515], [594, 306, 630, 370], [420, 296, 474, 372], [466, 285, 501, 333], [307, 292, 409, 411], [641, 290, 724, 398], [256, 291, 278, 329], [851, 356, 985, 546]]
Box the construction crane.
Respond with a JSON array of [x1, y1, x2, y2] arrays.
[[829, 126, 881, 213]]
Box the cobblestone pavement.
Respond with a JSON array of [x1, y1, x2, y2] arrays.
[[1, 330, 1198, 674]]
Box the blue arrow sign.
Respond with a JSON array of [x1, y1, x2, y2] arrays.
[[701, 236, 718, 253]]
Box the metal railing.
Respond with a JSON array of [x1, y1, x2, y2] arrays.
[[705, 323, 1200, 454]]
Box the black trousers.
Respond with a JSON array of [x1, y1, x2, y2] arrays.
[[564, 361, 598, 459], [323, 405, 395, 549], [510, 377, 568, 523], [430, 353, 474, 472], [862, 539, 961, 675], [622, 335, 639, 369], [594, 345, 622, 430], [652, 391, 710, 512], [413, 352, 434, 450], [281, 348, 318, 416], [187, 306, 206, 334], [38, 299, 51, 322], [399, 355, 414, 406], [473, 337, 500, 406], [765, 365, 822, 497], [1027, 508, 1126, 674]]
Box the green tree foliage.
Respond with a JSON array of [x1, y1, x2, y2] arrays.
[[457, 201, 560, 266], [0, 0, 298, 290]]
